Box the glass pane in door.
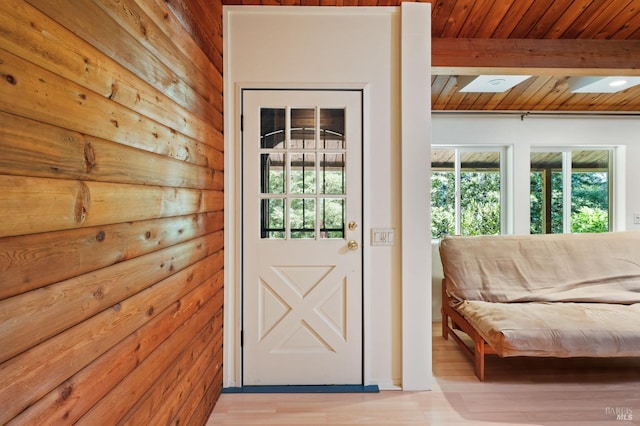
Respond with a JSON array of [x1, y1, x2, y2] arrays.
[[290, 198, 316, 239], [291, 108, 316, 149], [259, 105, 350, 241], [320, 109, 345, 149], [321, 198, 345, 239], [260, 108, 285, 149], [261, 153, 285, 194], [260, 108, 286, 239], [290, 153, 316, 194], [319, 108, 346, 239], [320, 153, 345, 195], [261, 198, 285, 239]]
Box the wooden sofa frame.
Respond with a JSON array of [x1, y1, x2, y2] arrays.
[[441, 279, 496, 381]]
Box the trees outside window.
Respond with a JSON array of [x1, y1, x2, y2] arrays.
[[431, 148, 504, 239], [530, 149, 610, 234], [431, 146, 612, 239]]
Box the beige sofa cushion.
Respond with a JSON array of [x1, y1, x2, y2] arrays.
[[440, 232, 640, 304], [457, 301, 640, 357]]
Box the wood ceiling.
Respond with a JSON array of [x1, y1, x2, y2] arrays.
[[428, 0, 640, 112], [222, 0, 640, 112]]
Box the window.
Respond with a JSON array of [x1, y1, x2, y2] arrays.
[[530, 148, 612, 234], [431, 147, 505, 239], [259, 107, 347, 240]]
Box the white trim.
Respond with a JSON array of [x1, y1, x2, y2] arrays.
[[505, 144, 515, 234], [562, 151, 572, 233], [225, 5, 398, 17], [400, 2, 432, 390], [454, 148, 461, 235], [614, 145, 626, 231], [361, 86, 373, 387], [222, 10, 240, 383]]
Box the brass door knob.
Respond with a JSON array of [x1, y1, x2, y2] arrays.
[[348, 221, 358, 231], [347, 240, 359, 251]]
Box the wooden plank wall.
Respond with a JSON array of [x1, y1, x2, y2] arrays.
[[0, 0, 224, 424]]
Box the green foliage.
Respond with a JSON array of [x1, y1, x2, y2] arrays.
[[264, 168, 346, 238], [571, 206, 608, 233], [530, 171, 608, 234], [430, 170, 501, 238], [530, 172, 564, 234], [460, 172, 501, 236], [431, 172, 455, 238], [570, 172, 609, 233], [529, 172, 543, 234], [434, 168, 609, 239]]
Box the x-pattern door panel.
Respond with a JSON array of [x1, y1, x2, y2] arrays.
[[258, 257, 347, 354]]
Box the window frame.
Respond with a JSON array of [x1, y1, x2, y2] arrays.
[[529, 146, 615, 234], [431, 145, 508, 239]]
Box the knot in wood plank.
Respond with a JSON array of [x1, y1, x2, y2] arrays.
[[83, 142, 96, 172], [73, 182, 91, 224]]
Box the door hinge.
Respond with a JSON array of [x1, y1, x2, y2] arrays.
[[240, 114, 244, 132]]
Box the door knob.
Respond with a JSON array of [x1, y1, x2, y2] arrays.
[[348, 221, 358, 231], [347, 240, 359, 251]]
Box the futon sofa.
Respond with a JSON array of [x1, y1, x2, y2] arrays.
[[439, 231, 640, 381]]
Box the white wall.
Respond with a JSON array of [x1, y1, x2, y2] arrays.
[[431, 113, 640, 320], [224, 5, 431, 390]]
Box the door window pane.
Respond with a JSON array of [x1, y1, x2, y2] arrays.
[[290, 198, 316, 239], [260, 108, 285, 149], [261, 153, 285, 194], [290, 153, 316, 194], [259, 106, 350, 240], [321, 198, 345, 239], [291, 108, 315, 149], [321, 153, 345, 195], [261, 198, 285, 239], [320, 109, 345, 149]]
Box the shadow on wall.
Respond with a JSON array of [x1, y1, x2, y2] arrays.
[[432, 240, 444, 322]]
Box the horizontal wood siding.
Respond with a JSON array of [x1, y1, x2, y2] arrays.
[[0, 0, 224, 424]]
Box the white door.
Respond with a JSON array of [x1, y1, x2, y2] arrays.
[[242, 90, 363, 386]]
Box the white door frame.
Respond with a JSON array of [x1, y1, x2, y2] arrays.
[[224, 82, 373, 388]]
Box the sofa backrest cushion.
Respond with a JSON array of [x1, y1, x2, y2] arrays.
[[439, 232, 640, 303]]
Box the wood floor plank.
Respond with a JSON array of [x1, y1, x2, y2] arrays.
[[208, 323, 640, 425]]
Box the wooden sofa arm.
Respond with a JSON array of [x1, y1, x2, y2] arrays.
[[441, 279, 496, 381]]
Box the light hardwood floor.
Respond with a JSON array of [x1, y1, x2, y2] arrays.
[[208, 324, 640, 425]]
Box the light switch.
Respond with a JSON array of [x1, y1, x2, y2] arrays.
[[371, 228, 394, 246]]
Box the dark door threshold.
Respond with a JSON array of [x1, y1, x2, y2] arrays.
[[222, 384, 379, 394]]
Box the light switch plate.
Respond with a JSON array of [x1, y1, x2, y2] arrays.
[[371, 228, 394, 246]]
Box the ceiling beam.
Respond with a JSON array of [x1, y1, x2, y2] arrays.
[[432, 39, 640, 76]]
